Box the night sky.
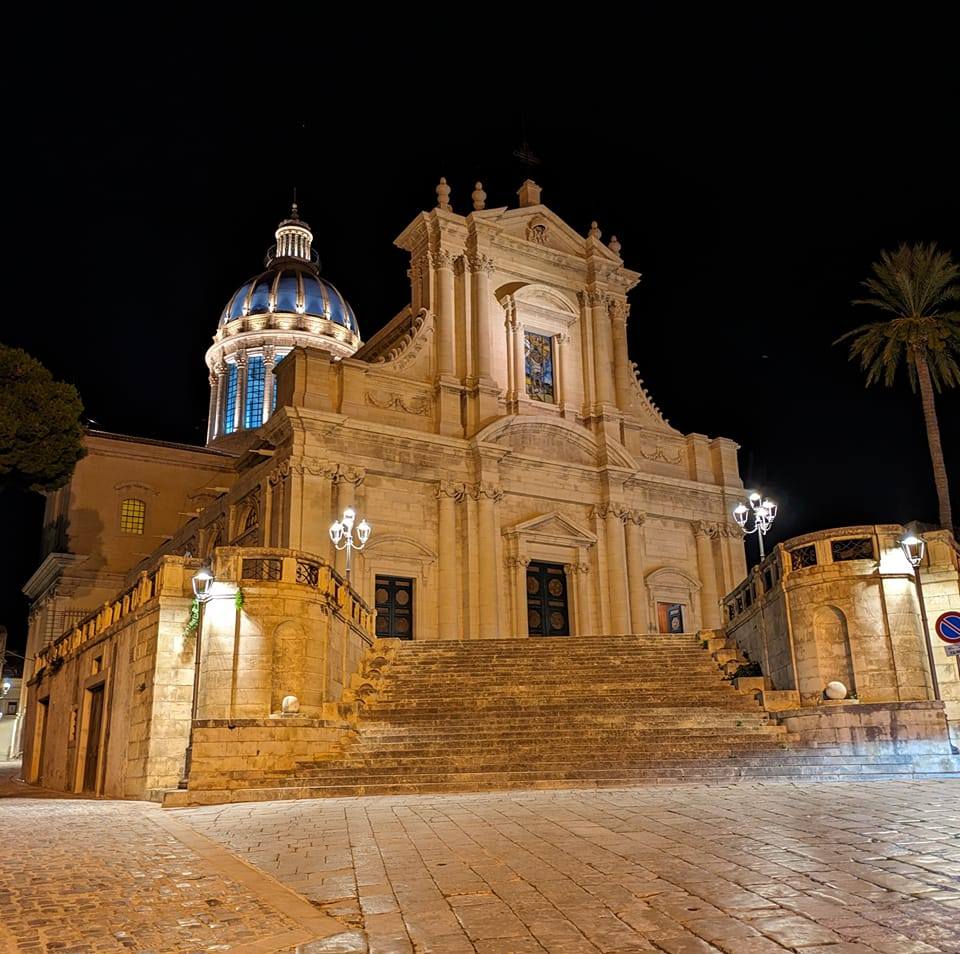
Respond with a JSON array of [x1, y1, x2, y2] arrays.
[[3, 24, 958, 661]]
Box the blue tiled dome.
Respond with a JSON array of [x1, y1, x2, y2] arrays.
[[220, 263, 358, 334]]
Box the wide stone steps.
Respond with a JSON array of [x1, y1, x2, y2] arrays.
[[218, 633, 945, 801]]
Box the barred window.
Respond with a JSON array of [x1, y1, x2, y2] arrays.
[[790, 544, 817, 570], [831, 537, 875, 562], [120, 498, 145, 534], [244, 355, 265, 428], [223, 363, 239, 435]]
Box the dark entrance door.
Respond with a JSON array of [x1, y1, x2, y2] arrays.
[[82, 685, 105, 793], [375, 576, 414, 639], [526, 562, 570, 636]]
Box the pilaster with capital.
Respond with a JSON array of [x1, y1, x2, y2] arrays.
[[207, 370, 221, 443], [692, 520, 722, 629], [587, 290, 616, 406], [430, 247, 457, 378], [436, 481, 466, 638], [609, 298, 634, 412], [624, 509, 650, 633], [467, 252, 495, 384], [470, 481, 504, 638], [233, 352, 248, 433], [262, 345, 277, 421], [592, 502, 631, 634]]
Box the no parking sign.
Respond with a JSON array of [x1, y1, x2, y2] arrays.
[[935, 612, 960, 661], [934, 611, 960, 643]]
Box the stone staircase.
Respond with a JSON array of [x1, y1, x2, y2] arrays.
[[237, 634, 941, 800]]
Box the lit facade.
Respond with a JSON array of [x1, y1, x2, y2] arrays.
[[21, 179, 756, 796]]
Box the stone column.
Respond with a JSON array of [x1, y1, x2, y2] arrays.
[[433, 249, 456, 377], [206, 371, 221, 443], [233, 352, 248, 433], [555, 333, 569, 409], [508, 555, 530, 637], [436, 481, 464, 639], [474, 482, 503, 638], [694, 521, 722, 630], [589, 291, 616, 406], [469, 253, 494, 383], [625, 510, 650, 633], [504, 300, 518, 403], [212, 361, 227, 440], [262, 346, 276, 422], [610, 299, 634, 412], [599, 504, 631, 634]]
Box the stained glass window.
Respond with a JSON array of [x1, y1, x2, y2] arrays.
[[223, 363, 238, 434], [524, 330, 555, 403], [244, 355, 265, 428], [120, 498, 145, 535]]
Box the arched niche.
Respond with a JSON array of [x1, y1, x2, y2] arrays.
[[812, 605, 856, 696]]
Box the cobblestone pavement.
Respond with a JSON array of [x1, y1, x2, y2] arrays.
[[174, 780, 960, 954], [0, 763, 345, 953]]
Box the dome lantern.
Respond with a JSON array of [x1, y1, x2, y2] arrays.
[[271, 202, 315, 264]]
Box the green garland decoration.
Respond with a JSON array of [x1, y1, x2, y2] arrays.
[[235, 586, 245, 610], [183, 598, 200, 637]]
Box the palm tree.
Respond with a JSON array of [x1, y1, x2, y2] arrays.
[[836, 242, 960, 533]]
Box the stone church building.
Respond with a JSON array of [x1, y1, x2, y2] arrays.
[[21, 180, 753, 798]]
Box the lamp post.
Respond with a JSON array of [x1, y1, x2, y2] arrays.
[[733, 492, 778, 561], [901, 535, 940, 702], [180, 566, 214, 789], [329, 507, 371, 583]]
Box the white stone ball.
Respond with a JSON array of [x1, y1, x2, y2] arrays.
[[281, 695, 300, 714], [825, 681, 848, 700]]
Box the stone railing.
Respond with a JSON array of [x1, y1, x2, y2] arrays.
[[34, 563, 168, 678], [724, 524, 912, 625], [34, 547, 376, 679], [234, 548, 375, 641]]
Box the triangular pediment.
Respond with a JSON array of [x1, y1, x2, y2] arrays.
[[504, 511, 597, 546]]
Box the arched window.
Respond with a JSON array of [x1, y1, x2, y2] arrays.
[[120, 498, 146, 535]]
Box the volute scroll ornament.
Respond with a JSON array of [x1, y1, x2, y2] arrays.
[[435, 480, 467, 501], [692, 519, 722, 539], [591, 502, 629, 522], [469, 481, 504, 502], [505, 556, 531, 569]]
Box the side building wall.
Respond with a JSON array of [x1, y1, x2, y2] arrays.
[[725, 525, 960, 723]]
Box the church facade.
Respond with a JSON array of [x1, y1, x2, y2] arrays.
[[21, 180, 750, 797]]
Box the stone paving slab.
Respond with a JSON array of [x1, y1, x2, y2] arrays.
[[173, 780, 960, 954], [0, 792, 346, 952]]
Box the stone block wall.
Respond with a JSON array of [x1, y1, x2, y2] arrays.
[[725, 526, 960, 723]]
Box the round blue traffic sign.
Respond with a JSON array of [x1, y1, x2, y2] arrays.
[[934, 612, 960, 643]]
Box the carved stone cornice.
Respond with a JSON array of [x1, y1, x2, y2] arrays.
[[365, 389, 432, 416], [469, 481, 503, 502], [435, 480, 467, 502]]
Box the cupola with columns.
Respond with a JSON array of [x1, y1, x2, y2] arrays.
[[205, 204, 361, 446]]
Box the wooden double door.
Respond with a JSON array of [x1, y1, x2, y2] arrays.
[[526, 561, 570, 637]]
